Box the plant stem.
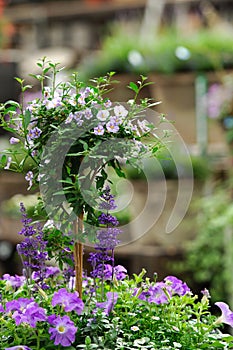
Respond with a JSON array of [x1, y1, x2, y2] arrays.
[[73, 212, 84, 298]]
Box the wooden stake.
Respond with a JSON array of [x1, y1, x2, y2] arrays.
[[73, 212, 83, 298]]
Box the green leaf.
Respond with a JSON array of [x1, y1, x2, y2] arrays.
[[0, 154, 7, 167], [128, 81, 139, 93], [23, 109, 31, 129]]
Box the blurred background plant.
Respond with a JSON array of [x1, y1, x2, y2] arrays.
[[173, 181, 233, 306], [0, 0, 14, 49], [78, 25, 233, 81], [206, 75, 233, 146]]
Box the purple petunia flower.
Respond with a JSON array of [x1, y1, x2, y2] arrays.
[[96, 291, 118, 315], [2, 274, 26, 288], [103, 264, 127, 281], [52, 288, 84, 314], [48, 314, 77, 347], [12, 301, 47, 328], [215, 302, 233, 327], [164, 276, 190, 296], [5, 346, 32, 350], [138, 282, 168, 305], [6, 298, 33, 313]]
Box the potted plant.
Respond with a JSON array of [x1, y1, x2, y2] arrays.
[[78, 25, 233, 146], [0, 57, 232, 349]]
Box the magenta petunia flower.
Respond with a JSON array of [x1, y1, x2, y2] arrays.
[[215, 302, 233, 327], [48, 314, 77, 347], [51, 288, 84, 314]]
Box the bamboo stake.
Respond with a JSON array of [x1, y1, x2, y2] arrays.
[[73, 212, 83, 298]]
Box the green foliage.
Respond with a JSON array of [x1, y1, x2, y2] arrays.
[[78, 27, 233, 81], [1, 268, 233, 349], [176, 184, 233, 302], [0, 57, 163, 236]]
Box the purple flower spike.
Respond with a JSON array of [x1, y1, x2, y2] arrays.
[[5, 346, 32, 350], [96, 291, 118, 315], [48, 315, 77, 347], [215, 302, 233, 327]]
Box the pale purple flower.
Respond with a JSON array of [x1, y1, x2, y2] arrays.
[[114, 104, 128, 118], [25, 171, 33, 190], [78, 92, 86, 105], [106, 121, 119, 133], [104, 99, 112, 108], [2, 274, 26, 288], [48, 315, 77, 347], [5, 346, 32, 350], [137, 119, 151, 134], [96, 291, 118, 315], [215, 302, 233, 327], [110, 115, 123, 125], [44, 95, 62, 109], [84, 108, 93, 119], [31, 150, 38, 157], [27, 127, 42, 141], [52, 288, 84, 314], [9, 137, 20, 144], [97, 109, 109, 121], [4, 156, 12, 170], [94, 124, 104, 135], [65, 112, 75, 124]]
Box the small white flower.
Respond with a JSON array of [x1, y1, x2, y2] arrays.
[[4, 156, 12, 170], [173, 342, 182, 348], [96, 109, 110, 121], [25, 170, 34, 190], [114, 105, 128, 118], [130, 325, 139, 331]]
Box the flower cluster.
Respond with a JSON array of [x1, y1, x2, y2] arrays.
[[1, 262, 233, 349]]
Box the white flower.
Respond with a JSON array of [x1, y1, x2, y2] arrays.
[[96, 109, 110, 121], [114, 105, 128, 118], [137, 119, 151, 134], [130, 325, 139, 331]]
